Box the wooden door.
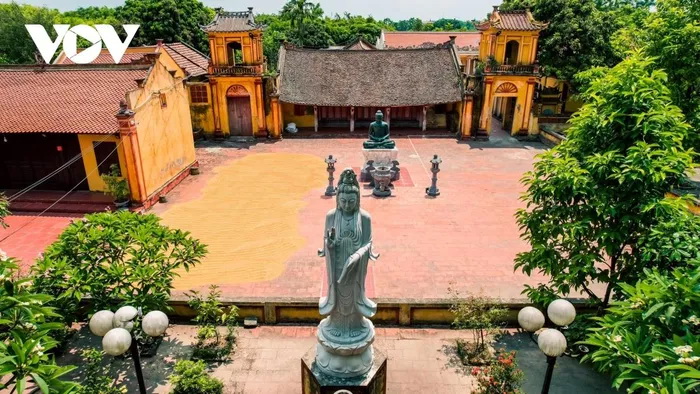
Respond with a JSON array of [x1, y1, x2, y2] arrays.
[[227, 96, 253, 136]]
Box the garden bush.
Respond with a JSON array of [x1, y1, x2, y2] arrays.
[[169, 360, 223, 394], [450, 289, 507, 365], [583, 263, 700, 393], [0, 252, 77, 393], [31, 211, 207, 325], [187, 285, 238, 361], [470, 350, 524, 394], [77, 348, 124, 394]]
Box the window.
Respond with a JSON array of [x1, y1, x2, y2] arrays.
[[189, 85, 208, 104], [159, 93, 167, 108], [227, 42, 243, 66], [504, 40, 520, 65]]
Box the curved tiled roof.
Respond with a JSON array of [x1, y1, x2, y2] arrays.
[[278, 46, 463, 107], [202, 9, 263, 32], [477, 9, 547, 31], [0, 65, 149, 134], [163, 43, 209, 77]]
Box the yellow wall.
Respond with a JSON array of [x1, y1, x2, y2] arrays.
[[210, 76, 266, 136], [77, 134, 128, 192], [131, 61, 196, 197], [208, 31, 264, 66], [479, 28, 539, 65], [480, 76, 537, 135], [187, 82, 215, 132], [281, 103, 315, 128]]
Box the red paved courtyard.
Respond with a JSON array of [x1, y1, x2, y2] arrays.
[[149, 128, 553, 302]]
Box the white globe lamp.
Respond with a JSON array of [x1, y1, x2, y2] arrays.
[[142, 310, 169, 337], [547, 299, 576, 327], [538, 328, 568, 358], [113, 305, 139, 331], [89, 310, 115, 337], [517, 306, 545, 332], [102, 327, 132, 356]]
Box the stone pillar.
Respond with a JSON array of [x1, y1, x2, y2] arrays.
[[385, 107, 391, 126], [422, 105, 428, 131], [116, 102, 146, 203], [521, 78, 537, 133], [350, 106, 355, 132], [314, 105, 318, 132], [210, 79, 223, 138], [478, 78, 494, 133], [489, 34, 497, 58]]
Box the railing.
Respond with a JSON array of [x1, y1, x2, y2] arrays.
[[486, 64, 539, 74], [209, 64, 264, 76]]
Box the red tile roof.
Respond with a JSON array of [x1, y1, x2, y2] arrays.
[[163, 43, 209, 77], [380, 31, 480, 52], [477, 9, 548, 31], [202, 10, 262, 32], [0, 65, 150, 134], [57, 43, 209, 77]]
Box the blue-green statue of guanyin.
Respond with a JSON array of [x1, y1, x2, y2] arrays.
[[363, 111, 395, 149], [316, 168, 379, 377]]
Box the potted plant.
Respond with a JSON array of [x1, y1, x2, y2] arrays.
[[101, 164, 131, 209]]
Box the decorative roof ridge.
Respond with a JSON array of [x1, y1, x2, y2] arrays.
[[286, 46, 455, 53]]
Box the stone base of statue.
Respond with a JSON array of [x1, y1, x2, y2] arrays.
[[302, 346, 387, 394], [360, 148, 400, 182]]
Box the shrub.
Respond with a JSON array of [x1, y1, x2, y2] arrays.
[[187, 285, 238, 361], [101, 164, 130, 202], [450, 289, 507, 365], [77, 349, 124, 394], [583, 263, 700, 393], [470, 350, 524, 394], [0, 192, 9, 228], [32, 211, 207, 325], [169, 360, 223, 394], [0, 253, 77, 393]]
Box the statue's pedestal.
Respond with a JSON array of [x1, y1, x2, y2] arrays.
[[302, 347, 387, 394], [361, 148, 400, 183]]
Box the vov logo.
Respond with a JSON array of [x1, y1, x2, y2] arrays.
[[26, 24, 140, 64]]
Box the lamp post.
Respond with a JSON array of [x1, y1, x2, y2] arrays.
[[89, 306, 169, 394], [517, 299, 576, 394], [324, 155, 337, 196]]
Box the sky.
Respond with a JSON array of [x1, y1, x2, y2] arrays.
[[3, 0, 502, 21]]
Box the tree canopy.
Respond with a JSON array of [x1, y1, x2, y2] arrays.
[[515, 53, 699, 310]]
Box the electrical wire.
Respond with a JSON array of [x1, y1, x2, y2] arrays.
[[0, 139, 125, 244]]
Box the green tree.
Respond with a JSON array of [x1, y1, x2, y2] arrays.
[[515, 54, 698, 311], [0, 192, 8, 228], [0, 2, 59, 64], [500, 0, 621, 86], [583, 263, 700, 393], [31, 211, 207, 325], [118, 0, 214, 53]]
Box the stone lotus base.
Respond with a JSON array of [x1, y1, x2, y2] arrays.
[[302, 346, 387, 394]]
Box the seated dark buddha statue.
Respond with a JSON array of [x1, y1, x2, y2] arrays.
[[363, 110, 395, 149]]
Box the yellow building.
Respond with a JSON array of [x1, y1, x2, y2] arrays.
[[202, 8, 272, 138], [0, 53, 196, 209], [468, 7, 548, 137]]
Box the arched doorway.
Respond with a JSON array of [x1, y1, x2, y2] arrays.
[[493, 82, 519, 133], [226, 85, 252, 136], [504, 40, 519, 65]]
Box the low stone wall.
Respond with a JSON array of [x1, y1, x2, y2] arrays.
[[539, 127, 566, 147], [166, 296, 594, 327]]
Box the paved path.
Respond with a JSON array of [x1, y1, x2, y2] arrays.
[[58, 325, 615, 393], [150, 132, 555, 302]]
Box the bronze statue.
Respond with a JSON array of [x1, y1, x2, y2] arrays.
[[363, 111, 395, 149]]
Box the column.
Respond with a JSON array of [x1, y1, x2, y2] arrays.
[[116, 103, 146, 203], [460, 96, 474, 139], [270, 96, 282, 139], [210, 79, 223, 138], [254, 79, 266, 136], [350, 106, 355, 132], [422, 105, 428, 131], [385, 107, 391, 126], [478, 78, 494, 132], [521, 78, 537, 133], [314, 105, 318, 132]]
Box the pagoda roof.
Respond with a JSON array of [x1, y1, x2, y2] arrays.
[[477, 8, 548, 31], [202, 9, 264, 33]]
